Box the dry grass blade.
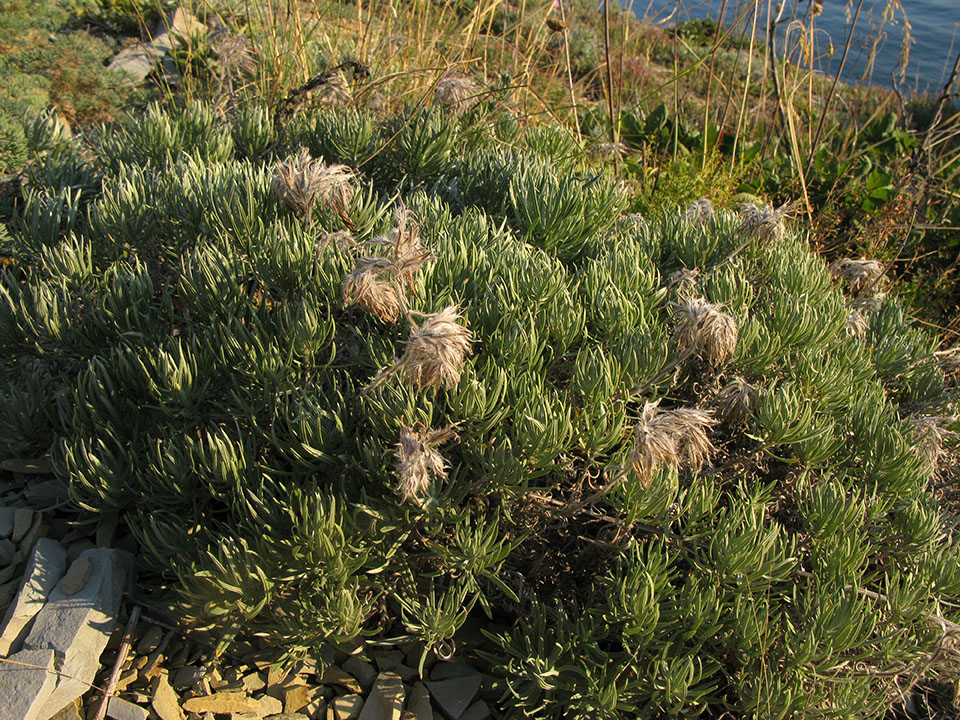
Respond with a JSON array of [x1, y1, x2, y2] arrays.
[[737, 202, 794, 244], [400, 306, 473, 390], [434, 76, 478, 115], [674, 296, 738, 365], [395, 424, 458, 502], [272, 148, 356, 226]]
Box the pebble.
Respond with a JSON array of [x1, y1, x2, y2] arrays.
[[319, 666, 362, 694], [0, 506, 13, 537], [284, 685, 315, 714], [342, 657, 377, 690], [182, 693, 262, 715], [173, 666, 208, 690], [11, 508, 34, 543], [243, 672, 267, 693], [423, 676, 481, 720], [256, 694, 283, 716], [107, 697, 150, 720], [151, 673, 185, 720], [357, 672, 403, 720], [59, 556, 93, 596], [0, 538, 15, 565], [332, 694, 364, 720], [459, 701, 490, 720], [405, 683, 432, 720], [136, 624, 165, 655]]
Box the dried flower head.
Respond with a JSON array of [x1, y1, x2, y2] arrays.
[[737, 202, 794, 245], [434, 76, 477, 114], [934, 347, 960, 374], [343, 257, 404, 323], [399, 306, 473, 390], [674, 296, 739, 365], [666, 267, 701, 292], [628, 401, 716, 486], [844, 309, 870, 337], [395, 424, 458, 502], [342, 205, 432, 322], [830, 258, 884, 296], [272, 149, 356, 226], [713, 377, 757, 426], [210, 32, 255, 75], [909, 416, 958, 474], [849, 291, 887, 314], [684, 198, 714, 224], [597, 141, 628, 160]]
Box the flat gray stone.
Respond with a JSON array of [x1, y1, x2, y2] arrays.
[[358, 672, 404, 720], [0, 647, 58, 720], [333, 694, 364, 720], [429, 663, 478, 681], [459, 701, 490, 720], [172, 664, 207, 690], [342, 656, 377, 689], [423, 676, 480, 720], [12, 508, 34, 542], [406, 682, 432, 720], [0, 538, 68, 656], [25, 547, 134, 719], [0, 537, 15, 565], [108, 43, 164, 83], [50, 698, 83, 720], [151, 7, 207, 52], [107, 696, 150, 720], [0, 506, 13, 537]]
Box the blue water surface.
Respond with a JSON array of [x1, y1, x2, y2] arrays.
[[631, 0, 960, 93]]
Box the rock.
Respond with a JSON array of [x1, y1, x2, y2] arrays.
[[342, 656, 377, 690], [0, 537, 15, 565], [264, 715, 309, 720], [173, 665, 208, 690], [284, 685, 315, 714], [357, 672, 404, 720], [0, 506, 13, 537], [50, 698, 83, 720], [183, 693, 263, 715], [458, 701, 490, 720], [59, 556, 93, 596], [229, 715, 262, 720], [115, 667, 139, 692], [151, 7, 207, 52], [423, 676, 481, 720], [23, 479, 69, 509], [304, 696, 327, 719], [428, 663, 477, 681], [0, 538, 67, 655], [256, 694, 283, 716], [0, 648, 57, 720], [66, 539, 96, 565], [17, 514, 46, 560], [405, 683, 433, 720], [12, 507, 34, 542], [243, 671, 267, 693], [24, 548, 135, 719], [0, 578, 18, 608], [332, 695, 364, 720], [108, 43, 164, 84], [319, 666, 362, 693], [107, 697, 150, 720], [151, 673, 185, 720], [136, 624, 165, 655]]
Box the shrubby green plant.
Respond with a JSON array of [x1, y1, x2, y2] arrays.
[[1, 102, 958, 718]]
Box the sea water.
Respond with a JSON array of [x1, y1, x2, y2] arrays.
[[631, 0, 960, 93]]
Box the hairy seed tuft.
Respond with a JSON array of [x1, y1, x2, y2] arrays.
[[628, 401, 716, 486], [395, 424, 458, 502], [674, 296, 738, 365]]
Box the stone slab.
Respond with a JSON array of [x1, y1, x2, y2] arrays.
[[0, 537, 67, 656], [25, 547, 134, 719], [0, 647, 57, 720]]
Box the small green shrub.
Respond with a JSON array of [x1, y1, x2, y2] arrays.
[[1, 102, 958, 718]]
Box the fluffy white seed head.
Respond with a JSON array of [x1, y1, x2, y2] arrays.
[[434, 76, 478, 114], [628, 401, 716, 486], [400, 306, 473, 390], [674, 296, 739, 365], [737, 202, 793, 245], [395, 424, 457, 502]]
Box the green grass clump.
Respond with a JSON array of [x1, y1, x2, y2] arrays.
[[1, 101, 958, 717]]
